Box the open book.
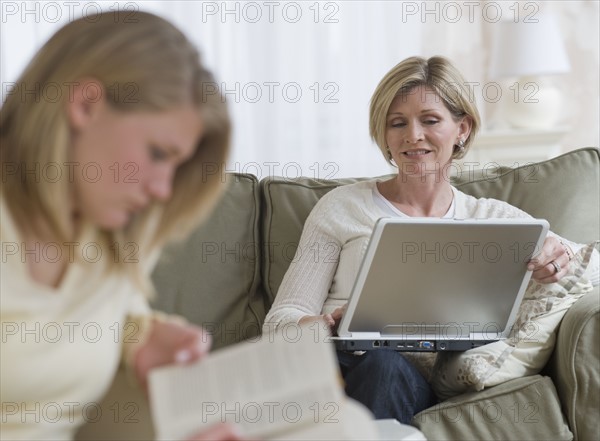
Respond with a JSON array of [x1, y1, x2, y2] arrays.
[[149, 324, 377, 440]]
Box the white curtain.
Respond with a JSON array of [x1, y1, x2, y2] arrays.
[[2, 1, 598, 177]]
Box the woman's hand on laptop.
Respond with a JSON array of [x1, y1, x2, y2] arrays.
[[299, 305, 347, 333], [528, 236, 572, 284]]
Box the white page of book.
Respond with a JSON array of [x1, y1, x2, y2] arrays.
[[149, 325, 375, 440]]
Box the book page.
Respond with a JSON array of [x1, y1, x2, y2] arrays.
[[149, 324, 372, 440]]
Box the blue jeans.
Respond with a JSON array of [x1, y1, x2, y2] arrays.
[[337, 349, 438, 424]]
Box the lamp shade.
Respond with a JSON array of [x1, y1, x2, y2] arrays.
[[489, 13, 571, 79]]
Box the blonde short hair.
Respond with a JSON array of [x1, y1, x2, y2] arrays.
[[369, 56, 480, 164], [0, 11, 230, 290]]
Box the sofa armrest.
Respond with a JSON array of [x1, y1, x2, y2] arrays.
[[550, 287, 600, 441]]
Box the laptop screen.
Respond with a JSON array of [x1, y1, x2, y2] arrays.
[[339, 218, 548, 339]]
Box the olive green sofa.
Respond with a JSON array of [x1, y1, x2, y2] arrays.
[[77, 147, 600, 440]]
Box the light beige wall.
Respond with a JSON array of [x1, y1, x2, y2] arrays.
[[550, 1, 600, 151], [421, 1, 599, 153]]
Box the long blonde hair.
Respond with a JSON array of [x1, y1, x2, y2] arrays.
[[369, 56, 480, 164], [0, 11, 230, 291]]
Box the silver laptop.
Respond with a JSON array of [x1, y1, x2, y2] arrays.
[[332, 217, 549, 352]]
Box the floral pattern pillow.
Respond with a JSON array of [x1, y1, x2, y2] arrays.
[[431, 242, 597, 401]]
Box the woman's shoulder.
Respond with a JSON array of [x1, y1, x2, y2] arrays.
[[318, 178, 379, 202], [453, 187, 530, 219], [304, 179, 380, 225], [309, 179, 377, 213]]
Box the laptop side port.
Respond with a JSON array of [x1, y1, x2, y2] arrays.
[[373, 340, 381, 348], [406, 342, 414, 348], [396, 342, 405, 348], [383, 340, 390, 347], [419, 341, 434, 350]]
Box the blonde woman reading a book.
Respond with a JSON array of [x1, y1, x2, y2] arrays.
[[0, 11, 242, 441]]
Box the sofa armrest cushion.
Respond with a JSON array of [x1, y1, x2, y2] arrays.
[[550, 287, 600, 441], [413, 375, 572, 441]]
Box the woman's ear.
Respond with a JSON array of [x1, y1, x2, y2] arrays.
[[459, 115, 473, 141], [66, 78, 106, 130]]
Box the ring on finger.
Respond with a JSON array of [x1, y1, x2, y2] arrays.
[[559, 240, 573, 261], [550, 260, 561, 274]]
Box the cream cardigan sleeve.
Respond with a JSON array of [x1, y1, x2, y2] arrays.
[[263, 191, 344, 331], [263, 181, 383, 332]]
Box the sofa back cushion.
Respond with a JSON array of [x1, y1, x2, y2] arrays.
[[151, 173, 264, 349], [452, 147, 599, 244], [260, 176, 369, 303], [261, 148, 600, 304]]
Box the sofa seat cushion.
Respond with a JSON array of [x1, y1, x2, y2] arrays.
[[413, 375, 572, 441], [151, 174, 264, 349]]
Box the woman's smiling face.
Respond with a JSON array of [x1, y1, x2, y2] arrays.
[[385, 85, 471, 179]]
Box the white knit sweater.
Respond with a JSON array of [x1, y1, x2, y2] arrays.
[[263, 179, 599, 330]]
